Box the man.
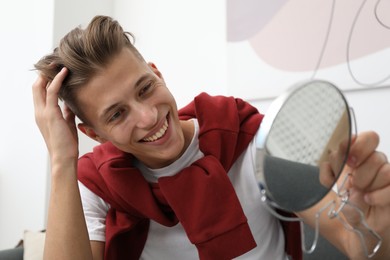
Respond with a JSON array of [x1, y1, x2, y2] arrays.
[[32, 15, 390, 259]]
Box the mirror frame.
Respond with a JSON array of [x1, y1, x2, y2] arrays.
[[256, 79, 353, 212]]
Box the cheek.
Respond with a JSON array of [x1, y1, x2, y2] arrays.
[[157, 85, 176, 104], [102, 124, 132, 145]]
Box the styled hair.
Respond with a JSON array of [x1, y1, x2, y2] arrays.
[[34, 15, 144, 124]]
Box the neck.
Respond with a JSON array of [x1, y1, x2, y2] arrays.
[[180, 119, 195, 155]]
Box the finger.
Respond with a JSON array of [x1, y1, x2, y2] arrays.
[[63, 103, 76, 126], [351, 151, 387, 190], [32, 74, 49, 110], [46, 67, 68, 105], [364, 184, 390, 207], [364, 160, 390, 192], [347, 131, 379, 168], [319, 162, 336, 188]]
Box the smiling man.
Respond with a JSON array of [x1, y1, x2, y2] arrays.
[[76, 48, 192, 169], [32, 15, 390, 260]]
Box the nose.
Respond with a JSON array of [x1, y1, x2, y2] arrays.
[[133, 102, 158, 129]]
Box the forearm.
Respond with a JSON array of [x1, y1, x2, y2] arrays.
[[297, 191, 349, 255], [44, 161, 93, 260]]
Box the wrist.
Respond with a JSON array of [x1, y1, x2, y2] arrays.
[[50, 158, 78, 181]]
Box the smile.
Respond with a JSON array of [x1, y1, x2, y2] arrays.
[[142, 118, 169, 142]]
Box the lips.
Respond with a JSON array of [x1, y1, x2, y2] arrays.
[[141, 118, 169, 142]]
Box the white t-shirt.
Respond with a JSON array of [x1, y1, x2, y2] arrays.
[[78, 119, 286, 259]]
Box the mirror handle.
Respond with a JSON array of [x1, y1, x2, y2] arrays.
[[329, 174, 382, 258]]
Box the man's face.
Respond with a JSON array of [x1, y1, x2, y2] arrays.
[[77, 47, 187, 169]]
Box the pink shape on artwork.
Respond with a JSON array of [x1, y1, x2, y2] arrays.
[[227, 0, 390, 72]]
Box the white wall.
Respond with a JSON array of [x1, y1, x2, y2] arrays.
[[345, 87, 390, 156], [0, 0, 54, 249], [53, 0, 113, 46], [0, 0, 113, 250], [1, 0, 389, 251], [114, 0, 228, 109]]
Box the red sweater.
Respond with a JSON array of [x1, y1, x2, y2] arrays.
[[78, 93, 301, 259]]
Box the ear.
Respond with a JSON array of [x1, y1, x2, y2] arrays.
[[148, 62, 164, 79], [78, 123, 107, 143]]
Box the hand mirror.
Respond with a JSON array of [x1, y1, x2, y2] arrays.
[[255, 80, 381, 257], [256, 80, 352, 212]]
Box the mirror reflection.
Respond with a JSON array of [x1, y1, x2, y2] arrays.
[[256, 80, 352, 212]]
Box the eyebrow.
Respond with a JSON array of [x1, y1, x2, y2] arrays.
[[135, 74, 150, 88], [98, 73, 151, 123]]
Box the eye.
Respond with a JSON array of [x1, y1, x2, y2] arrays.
[[109, 110, 123, 122], [139, 81, 153, 97]]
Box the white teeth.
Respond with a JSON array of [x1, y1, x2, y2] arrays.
[[142, 119, 168, 142]]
